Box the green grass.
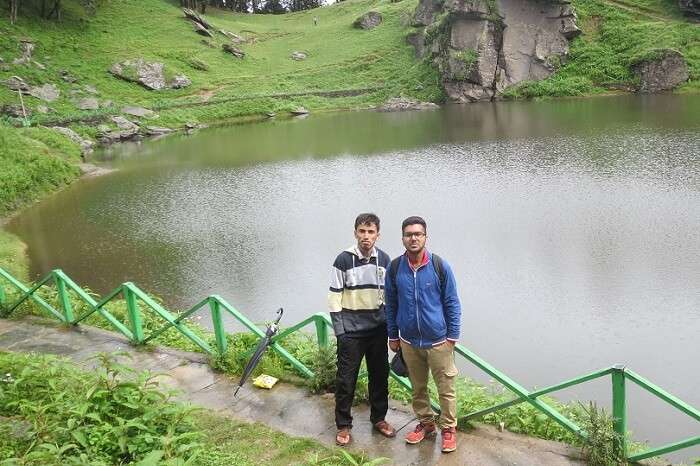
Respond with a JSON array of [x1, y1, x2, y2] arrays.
[[0, 0, 440, 131], [0, 125, 81, 218], [0, 230, 28, 282], [0, 351, 382, 465]]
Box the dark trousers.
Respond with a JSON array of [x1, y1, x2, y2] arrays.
[[335, 329, 389, 429]]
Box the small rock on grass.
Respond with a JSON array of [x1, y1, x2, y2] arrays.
[[122, 106, 155, 118], [29, 83, 60, 102], [222, 43, 245, 58], [76, 97, 99, 110]]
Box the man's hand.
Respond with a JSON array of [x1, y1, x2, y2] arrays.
[[447, 340, 456, 347], [388, 340, 400, 352]]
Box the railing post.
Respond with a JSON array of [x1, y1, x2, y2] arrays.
[[0, 279, 6, 310], [314, 317, 328, 348], [123, 284, 144, 344], [612, 365, 627, 460], [209, 298, 228, 354], [54, 271, 75, 324]]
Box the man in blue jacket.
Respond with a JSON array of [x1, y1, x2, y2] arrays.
[[385, 216, 462, 453]]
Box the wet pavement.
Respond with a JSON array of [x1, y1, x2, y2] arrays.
[[0, 318, 589, 465]]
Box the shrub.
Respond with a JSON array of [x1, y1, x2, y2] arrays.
[[0, 351, 202, 464]]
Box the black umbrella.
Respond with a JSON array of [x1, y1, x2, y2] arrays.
[[233, 307, 283, 397]]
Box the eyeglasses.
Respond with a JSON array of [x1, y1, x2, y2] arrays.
[[402, 232, 426, 239]]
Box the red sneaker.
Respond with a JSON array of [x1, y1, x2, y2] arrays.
[[441, 427, 457, 453], [405, 422, 436, 444]]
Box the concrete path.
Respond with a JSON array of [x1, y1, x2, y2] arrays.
[[0, 318, 587, 466]]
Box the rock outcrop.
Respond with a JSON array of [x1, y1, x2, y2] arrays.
[[631, 49, 689, 93], [110, 59, 191, 90], [75, 97, 99, 110], [12, 39, 34, 65], [377, 97, 440, 111], [29, 83, 59, 102], [222, 44, 245, 58], [183, 8, 212, 30], [354, 12, 383, 29], [220, 30, 245, 43], [679, 0, 700, 18], [51, 127, 95, 156], [410, 0, 582, 102], [3, 76, 30, 93], [1, 104, 30, 119]]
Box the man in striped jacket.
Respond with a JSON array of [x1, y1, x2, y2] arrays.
[[328, 213, 396, 446]]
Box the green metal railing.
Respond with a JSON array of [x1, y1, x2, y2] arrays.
[[0, 266, 697, 462]]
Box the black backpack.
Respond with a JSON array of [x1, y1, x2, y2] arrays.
[[389, 254, 446, 296]]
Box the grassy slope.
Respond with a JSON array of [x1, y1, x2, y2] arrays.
[[506, 0, 700, 98], [0, 126, 80, 217], [0, 0, 440, 133], [0, 0, 696, 128]]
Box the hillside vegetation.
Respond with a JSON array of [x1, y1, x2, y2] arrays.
[[504, 0, 699, 98], [0, 0, 697, 267], [0, 0, 440, 132], [0, 0, 697, 133]]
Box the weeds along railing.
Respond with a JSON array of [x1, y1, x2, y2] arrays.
[[0, 267, 697, 461], [0, 267, 317, 377]]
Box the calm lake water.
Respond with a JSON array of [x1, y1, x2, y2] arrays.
[[7, 95, 700, 461]]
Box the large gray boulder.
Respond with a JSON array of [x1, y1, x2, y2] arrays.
[[76, 97, 99, 110], [678, 0, 700, 18], [413, 0, 443, 26], [415, 0, 582, 103], [29, 83, 60, 102], [110, 59, 191, 90], [354, 12, 383, 29], [631, 49, 689, 93], [406, 30, 427, 58]]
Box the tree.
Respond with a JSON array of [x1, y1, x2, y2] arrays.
[[261, 0, 287, 14], [9, 0, 20, 24]]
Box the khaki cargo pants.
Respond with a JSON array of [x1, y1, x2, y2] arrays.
[[401, 340, 458, 429]]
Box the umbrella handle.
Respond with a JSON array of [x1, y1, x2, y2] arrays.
[[273, 307, 283, 325]]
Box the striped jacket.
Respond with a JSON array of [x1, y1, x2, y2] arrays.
[[328, 245, 391, 337]]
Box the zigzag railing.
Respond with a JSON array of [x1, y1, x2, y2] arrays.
[[0, 266, 697, 462]]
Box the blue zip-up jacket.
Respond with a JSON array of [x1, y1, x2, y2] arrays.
[[385, 252, 461, 348]]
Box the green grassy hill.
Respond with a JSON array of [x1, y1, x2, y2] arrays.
[[0, 0, 697, 132], [0, 0, 440, 133]]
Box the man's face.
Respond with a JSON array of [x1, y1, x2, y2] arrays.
[[402, 223, 427, 254], [355, 222, 380, 254]]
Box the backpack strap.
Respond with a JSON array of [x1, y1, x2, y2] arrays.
[[431, 253, 446, 297], [390, 254, 446, 295], [390, 256, 401, 291]]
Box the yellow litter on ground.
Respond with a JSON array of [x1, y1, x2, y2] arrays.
[[253, 374, 279, 389]]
